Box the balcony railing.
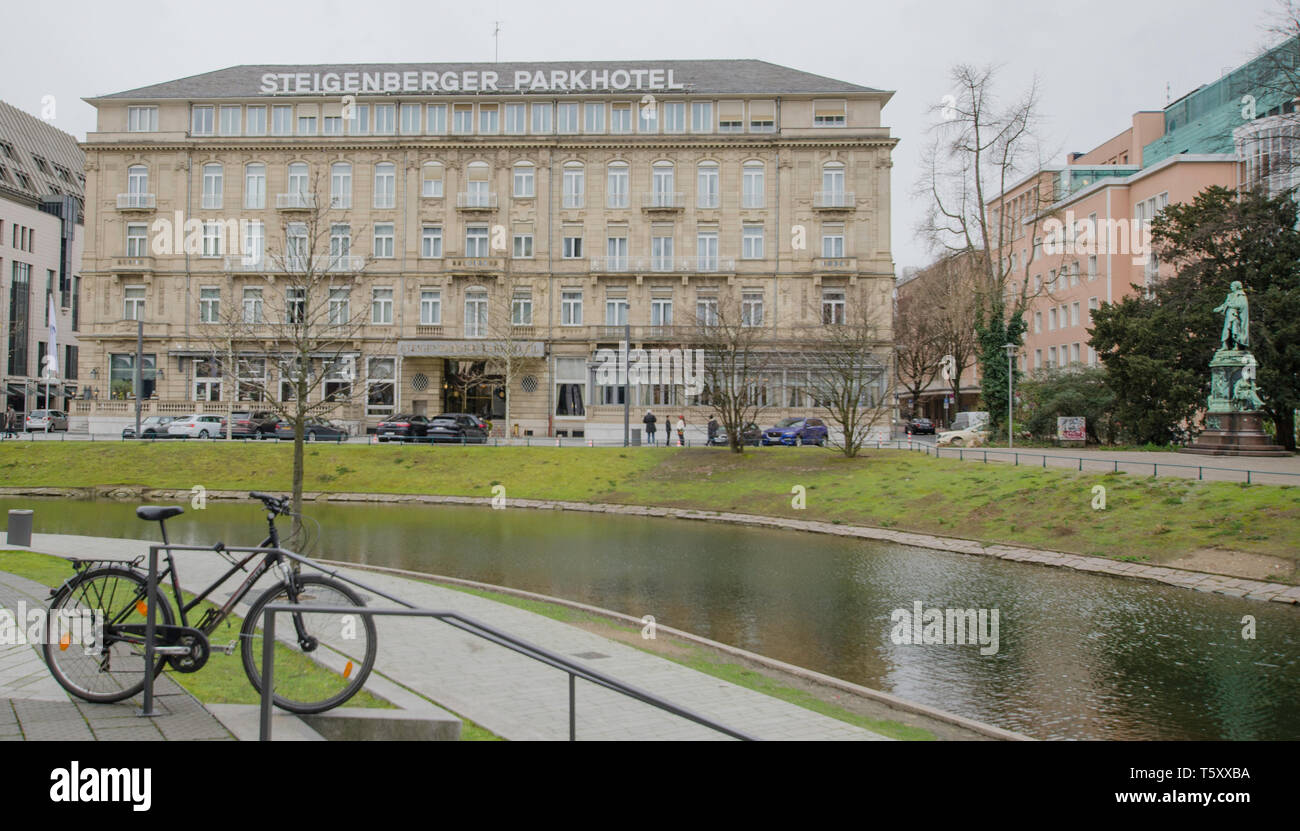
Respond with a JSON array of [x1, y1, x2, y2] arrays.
[[117, 193, 156, 210], [642, 192, 683, 210], [112, 256, 154, 272], [606, 196, 630, 210], [589, 256, 631, 273], [697, 195, 720, 209], [457, 192, 497, 209], [326, 255, 366, 273], [224, 255, 267, 272], [813, 190, 855, 209], [562, 195, 584, 209], [415, 325, 444, 337], [588, 256, 734, 274], [276, 192, 316, 210]]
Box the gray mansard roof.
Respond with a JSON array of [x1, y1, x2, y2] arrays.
[[0, 100, 85, 206], [90, 60, 887, 101]]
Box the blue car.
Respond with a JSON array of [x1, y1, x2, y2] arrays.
[[761, 417, 828, 446]]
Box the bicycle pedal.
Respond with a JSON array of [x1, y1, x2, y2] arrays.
[[211, 641, 238, 655]]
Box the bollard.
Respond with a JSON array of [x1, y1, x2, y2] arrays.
[[6, 509, 33, 547]]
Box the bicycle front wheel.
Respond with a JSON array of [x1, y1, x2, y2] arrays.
[[240, 574, 377, 713], [43, 566, 174, 703]]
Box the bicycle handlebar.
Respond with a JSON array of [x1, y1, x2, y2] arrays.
[[249, 492, 290, 514]]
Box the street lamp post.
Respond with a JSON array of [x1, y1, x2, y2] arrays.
[[1003, 343, 1016, 449]]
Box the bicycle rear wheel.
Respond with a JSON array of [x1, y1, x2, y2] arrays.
[[240, 574, 377, 713], [43, 566, 174, 703]]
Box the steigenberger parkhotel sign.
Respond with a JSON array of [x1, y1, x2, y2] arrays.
[[259, 68, 689, 95]]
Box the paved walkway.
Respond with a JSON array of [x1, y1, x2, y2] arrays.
[[0, 569, 233, 741], [896, 440, 1299, 484], [4, 535, 890, 741]]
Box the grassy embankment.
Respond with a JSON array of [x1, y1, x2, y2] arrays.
[[0, 442, 1296, 568]]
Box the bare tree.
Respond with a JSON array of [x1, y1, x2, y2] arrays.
[[197, 171, 384, 531], [454, 265, 543, 439], [894, 282, 943, 419], [692, 294, 769, 454], [800, 300, 892, 457]]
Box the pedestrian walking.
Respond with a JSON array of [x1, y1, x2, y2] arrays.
[[642, 409, 657, 446], [3, 407, 16, 439], [675, 414, 686, 447], [707, 415, 719, 446]]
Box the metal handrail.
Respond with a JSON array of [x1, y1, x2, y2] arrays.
[[878, 439, 1298, 484], [137, 540, 754, 741], [258, 603, 757, 741]]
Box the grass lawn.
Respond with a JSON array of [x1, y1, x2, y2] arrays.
[[1, 442, 1297, 569]]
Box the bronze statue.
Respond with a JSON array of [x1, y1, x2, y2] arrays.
[[1212, 281, 1250, 350]]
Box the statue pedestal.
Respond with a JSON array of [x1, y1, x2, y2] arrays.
[[1181, 411, 1289, 457]]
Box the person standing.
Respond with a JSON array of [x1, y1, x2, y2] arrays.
[[4, 406, 16, 439], [675, 414, 686, 447], [707, 415, 719, 446], [642, 409, 657, 446]]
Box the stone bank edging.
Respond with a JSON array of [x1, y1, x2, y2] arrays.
[[4, 485, 1299, 606]]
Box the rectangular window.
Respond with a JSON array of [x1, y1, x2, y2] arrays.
[[243, 288, 263, 323], [286, 287, 306, 323], [427, 104, 447, 134], [374, 104, 396, 135], [201, 222, 223, 257], [513, 233, 534, 258], [479, 103, 499, 134], [465, 226, 489, 257], [557, 103, 579, 134], [607, 165, 629, 208], [663, 101, 686, 133], [749, 100, 776, 132], [126, 223, 148, 257], [374, 165, 396, 209], [561, 290, 583, 325], [297, 115, 317, 136], [366, 358, 395, 416], [371, 287, 393, 324], [1048, 346, 1058, 367], [329, 224, 351, 265], [651, 297, 673, 326], [742, 165, 764, 208], [742, 225, 764, 259], [243, 221, 265, 265], [1048, 308, 1057, 330], [691, 101, 713, 133], [245, 106, 266, 136], [323, 115, 343, 135], [584, 102, 605, 133], [1034, 349, 1042, 370], [328, 288, 350, 325], [331, 165, 352, 209], [610, 103, 632, 133], [348, 104, 369, 135], [420, 290, 442, 325], [123, 286, 146, 320], [563, 234, 583, 259], [199, 287, 220, 323], [464, 290, 488, 337], [697, 231, 719, 271], [400, 103, 421, 134], [696, 296, 719, 326], [219, 106, 241, 136], [272, 105, 293, 135], [1033, 311, 1042, 334], [821, 228, 845, 258], [742, 292, 764, 327], [453, 104, 473, 134], [605, 297, 628, 326], [128, 106, 158, 132], [191, 106, 214, 135], [512, 293, 532, 325], [245, 164, 266, 209], [822, 289, 846, 325], [373, 223, 395, 258], [421, 226, 443, 258], [697, 165, 719, 209], [422, 164, 444, 198], [651, 235, 673, 271], [814, 99, 847, 127], [1070, 302, 1080, 327], [504, 103, 526, 134], [606, 236, 629, 270], [555, 356, 586, 417], [531, 103, 553, 134], [718, 101, 744, 132]]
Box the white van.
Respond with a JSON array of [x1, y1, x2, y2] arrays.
[[949, 411, 990, 432]]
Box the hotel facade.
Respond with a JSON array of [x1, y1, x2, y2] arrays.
[[76, 60, 896, 439]]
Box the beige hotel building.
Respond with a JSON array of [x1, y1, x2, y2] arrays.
[[77, 60, 896, 439]]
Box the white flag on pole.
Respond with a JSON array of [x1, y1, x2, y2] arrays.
[[47, 302, 59, 377]]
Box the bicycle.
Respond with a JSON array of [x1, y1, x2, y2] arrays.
[[42, 492, 377, 714]]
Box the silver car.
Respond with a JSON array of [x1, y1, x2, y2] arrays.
[[167, 414, 226, 438], [25, 410, 68, 432]]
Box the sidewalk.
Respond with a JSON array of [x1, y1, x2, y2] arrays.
[[0, 569, 233, 741], [8, 534, 891, 741]]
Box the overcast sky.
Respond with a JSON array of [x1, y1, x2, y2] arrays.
[[0, 0, 1285, 271]]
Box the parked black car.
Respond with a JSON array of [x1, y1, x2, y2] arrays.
[[273, 419, 349, 442], [709, 422, 762, 446], [376, 414, 431, 442], [907, 417, 935, 435], [426, 413, 489, 444]]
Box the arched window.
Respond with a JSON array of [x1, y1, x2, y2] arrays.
[[330, 162, 352, 208], [201, 163, 223, 209], [373, 162, 395, 209], [125, 165, 149, 208], [821, 162, 847, 207], [244, 163, 266, 209], [465, 161, 491, 207], [422, 161, 444, 198], [606, 162, 629, 209], [562, 161, 584, 209], [696, 161, 719, 209], [742, 161, 764, 209], [651, 161, 674, 207]]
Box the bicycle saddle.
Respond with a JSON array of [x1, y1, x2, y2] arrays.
[[136, 505, 184, 522]]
